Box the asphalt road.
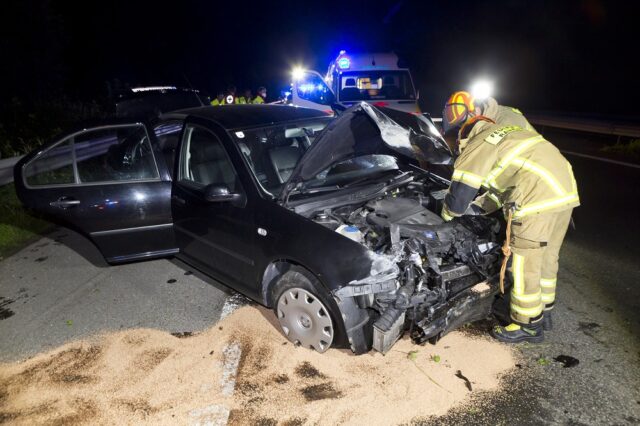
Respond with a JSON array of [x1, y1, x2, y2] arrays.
[[0, 128, 638, 425]]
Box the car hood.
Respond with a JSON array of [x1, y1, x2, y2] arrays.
[[279, 102, 453, 203]]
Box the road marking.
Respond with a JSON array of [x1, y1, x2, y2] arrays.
[[221, 342, 242, 396], [219, 293, 248, 321], [189, 404, 230, 426], [560, 150, 640, 169]]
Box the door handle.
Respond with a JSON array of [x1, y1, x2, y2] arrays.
[[50, 197, 81, 209]]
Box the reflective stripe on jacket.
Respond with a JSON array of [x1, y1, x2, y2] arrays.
[[442, 122, 579, 220]]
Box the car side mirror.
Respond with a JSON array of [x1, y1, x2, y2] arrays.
[[203, 184, 242, 203]]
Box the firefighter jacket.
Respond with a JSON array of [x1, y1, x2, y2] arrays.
[[441, 121, 580, 221]]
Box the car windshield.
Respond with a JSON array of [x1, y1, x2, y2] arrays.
[[338, 71, 415, 101], [230, 118, 331, 196]]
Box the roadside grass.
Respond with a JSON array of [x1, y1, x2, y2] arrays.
[[601, 138, 640, 161], [0, 183, 52, 260]]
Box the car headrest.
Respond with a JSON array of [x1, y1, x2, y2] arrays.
[[270, 132, 295, 148], [345, 78, 356, 87], [191, 142, 227, 163]]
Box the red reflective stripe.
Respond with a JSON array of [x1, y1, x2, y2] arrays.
[[372, 101, 389, 107]]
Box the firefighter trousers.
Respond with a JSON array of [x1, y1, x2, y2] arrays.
[[508, 208, 573, 324]]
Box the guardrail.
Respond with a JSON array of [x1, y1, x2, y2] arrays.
[[0, 155, 24, 186], [527, 115, 640, 139]]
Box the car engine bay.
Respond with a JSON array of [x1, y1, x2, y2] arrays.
[[306, 177, 503, 353]]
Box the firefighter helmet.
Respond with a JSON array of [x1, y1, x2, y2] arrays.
[[442, 91, 476, 134]]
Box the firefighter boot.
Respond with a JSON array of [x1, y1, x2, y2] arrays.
[[490, 321, 544, 344], [543, 312, 553, 331]]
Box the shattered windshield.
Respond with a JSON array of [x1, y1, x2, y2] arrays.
[[230, 118, 331, 196]]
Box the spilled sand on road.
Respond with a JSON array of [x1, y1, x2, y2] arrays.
[[0, 306, 515, 425]]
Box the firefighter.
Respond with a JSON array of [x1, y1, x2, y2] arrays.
[[440, 91, 580, 343], [252, 86, 267, 104]]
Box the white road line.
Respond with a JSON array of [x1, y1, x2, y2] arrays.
[[189, 404, 230, 426], [219, 293, 249, 321], [560, 150, 640, 169], [220, 342, 242, 396]]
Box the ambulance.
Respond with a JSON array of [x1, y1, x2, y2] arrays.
[[290, 51, 420, 114]]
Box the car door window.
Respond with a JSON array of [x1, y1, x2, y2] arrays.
[[23, 124, 159, 187], [180, 125, 238, 191], [74, 125, 158, 183], [154, 121, 183, 178], [24, 138, 75, 186]]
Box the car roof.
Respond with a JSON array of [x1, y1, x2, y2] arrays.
[[166, 104, 330, 130]]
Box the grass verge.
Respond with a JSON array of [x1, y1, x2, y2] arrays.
[[0, 183, 53, 260], [601, 138, 640, 161]]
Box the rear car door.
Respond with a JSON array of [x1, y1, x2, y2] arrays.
[[14, 121, 178, 263], [171, 118, 257, 293]]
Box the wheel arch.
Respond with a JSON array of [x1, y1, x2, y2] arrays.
[[260, 259, 330, 308]]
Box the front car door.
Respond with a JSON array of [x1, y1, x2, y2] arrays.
[[14, 121, 177, 263], [171, 118, 257, 293]]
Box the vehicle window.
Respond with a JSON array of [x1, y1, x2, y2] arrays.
[[154, 121, 183, 177], [181, 125, 238, 190], [24, 139, 75, 186], [296, 73, 334, 105], [339, 71, 415, 101], [230, 118, 330, 195], [73, 125, 159, 183]]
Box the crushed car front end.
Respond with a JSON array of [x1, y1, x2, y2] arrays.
[[281, 102, 503, 354]]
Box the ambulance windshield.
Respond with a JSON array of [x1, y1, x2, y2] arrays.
[[338, 71, 415, 102]]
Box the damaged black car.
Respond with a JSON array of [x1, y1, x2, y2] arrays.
[[14, 103, 502, 355]]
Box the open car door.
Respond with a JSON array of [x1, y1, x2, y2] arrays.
[[291, 70, 336, 114], [14, 120, 178, 263]]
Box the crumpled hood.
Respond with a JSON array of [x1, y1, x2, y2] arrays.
[[280, 102, 452, 202]]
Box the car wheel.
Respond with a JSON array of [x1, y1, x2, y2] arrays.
[[271, 267, 342, 353]]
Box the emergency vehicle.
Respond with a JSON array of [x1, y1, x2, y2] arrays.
[[290, 51, 420, 114]]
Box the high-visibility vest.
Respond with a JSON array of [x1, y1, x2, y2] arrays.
[[210, 98, 223, 106], [252, 96, 264, 104]]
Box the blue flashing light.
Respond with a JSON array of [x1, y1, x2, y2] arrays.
[[337, 57, 350, 70]]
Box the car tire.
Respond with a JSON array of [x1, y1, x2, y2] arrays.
[[271, 266, 347, 353]]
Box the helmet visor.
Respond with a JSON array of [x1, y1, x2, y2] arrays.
[[442, 102, 470, 134]]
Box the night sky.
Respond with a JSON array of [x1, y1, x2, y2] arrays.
[[2, 0, 637, 117]]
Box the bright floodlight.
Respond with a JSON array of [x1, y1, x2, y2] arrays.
[[471, 80, 493, 100], [292, 67, 305, 80]]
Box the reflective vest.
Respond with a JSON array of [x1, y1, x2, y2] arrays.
[[222, 95, 240, 105], [252, 96, 264, 104], [210, 98, 223, 106], [442, 122, 579, 221]]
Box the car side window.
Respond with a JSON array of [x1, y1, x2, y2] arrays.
[[74, 125, 158, 183], [24, 139, 75, 186], [154, 121, 183, 178], [180, 124, 238, 191], [23, 124, 159, 187]]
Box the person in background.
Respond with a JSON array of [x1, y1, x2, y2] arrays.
[[210, 91, 224, 106], [252, 86, 267, 104], [223, 85, 240, 104], [239, 89, 252, 104]]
